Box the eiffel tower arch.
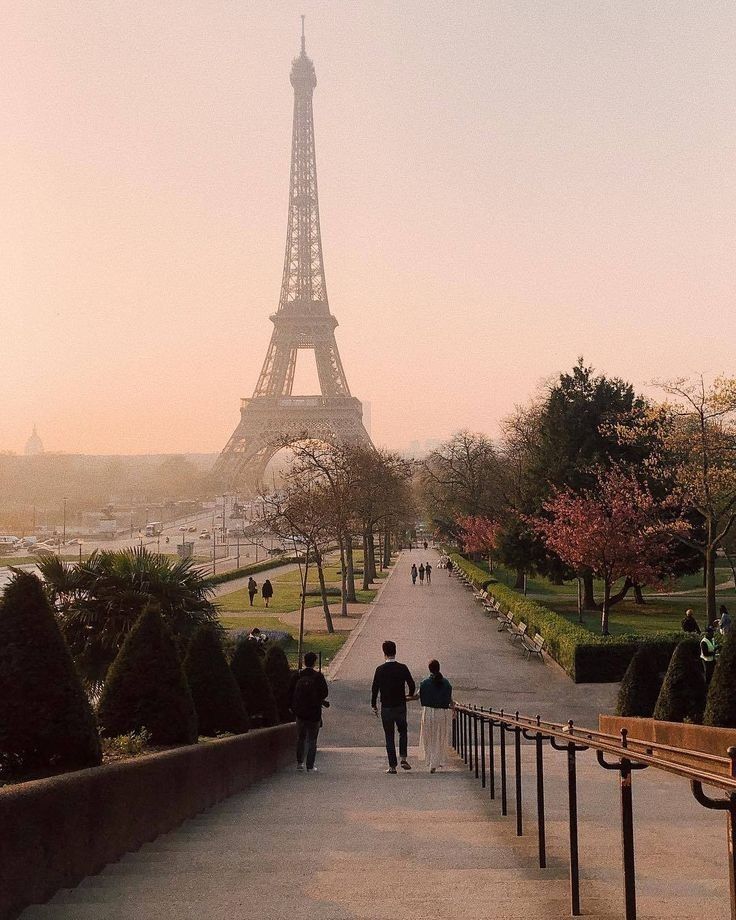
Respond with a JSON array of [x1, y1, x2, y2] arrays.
[[214, 21, 372, 493]]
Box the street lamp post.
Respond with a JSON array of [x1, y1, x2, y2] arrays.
[[62, 497, 67, 552]]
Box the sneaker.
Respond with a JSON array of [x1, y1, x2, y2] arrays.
[[385, 767, 397, 774], [400, 760, 412, 771], [307, 767, 318, 773], [296, 764, 304, 772]]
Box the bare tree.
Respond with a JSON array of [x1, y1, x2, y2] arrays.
[[657, 375, 736, 623]]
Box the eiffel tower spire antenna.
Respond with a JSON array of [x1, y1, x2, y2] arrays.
[[214, 25, 372, 492]]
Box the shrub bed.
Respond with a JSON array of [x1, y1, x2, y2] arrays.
[[449, 552, 683, 683], [206, 556, 299, 587]]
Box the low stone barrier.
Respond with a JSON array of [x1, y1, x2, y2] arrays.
[[0, 724, 296, 920]]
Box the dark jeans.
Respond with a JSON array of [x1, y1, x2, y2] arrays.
[[296, 718, 321, 769], [381, 704, 408, 767]]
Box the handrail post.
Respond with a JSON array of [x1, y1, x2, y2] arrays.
[[500, 711, 508, 816], [452, 708, 457, 751], [567, 739, 581, 916], [514, 713, 523, 836], [462, 709, 468, 764], [489, 715, 496, 800], [536, 720, 547, 868], [473, 707, 479, 776], [596, 731, 649, 920], [480, 714, 486, 789], [620, 757, 636, 920]]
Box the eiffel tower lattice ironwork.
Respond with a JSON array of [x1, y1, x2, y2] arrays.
[[214, 21, 372, 492]]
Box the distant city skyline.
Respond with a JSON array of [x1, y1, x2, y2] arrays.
[[3, 3, 735, 454]]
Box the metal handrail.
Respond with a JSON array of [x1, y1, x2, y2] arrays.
[[458, 704, 736, 788], [452, 702, 736, 920]]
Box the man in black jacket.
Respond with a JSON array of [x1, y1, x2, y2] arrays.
[[288, 652, 329, 773], [371, 640, 416, 774]]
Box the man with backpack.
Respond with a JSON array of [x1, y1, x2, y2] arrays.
[[288, 651, 329, 773]]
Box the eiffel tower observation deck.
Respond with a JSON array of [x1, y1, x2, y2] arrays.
[[214, 20, 372, 492]]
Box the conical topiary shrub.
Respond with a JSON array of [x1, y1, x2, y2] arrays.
[[616, 644, 666, 718], [653, 639, 705, 724], [704, 632, 736, 728], [183, 625, 248, 736], [264, 644, 294, 723], [0, 571, 101, 774], [98, 604, 197, 745], [230, 638, 278, 728]]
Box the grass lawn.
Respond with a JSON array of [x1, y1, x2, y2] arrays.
[[216, 550, 394, 667], [217, 555, 382, 614], [486, 560, 735, 637], [217, 613, 348, 668]]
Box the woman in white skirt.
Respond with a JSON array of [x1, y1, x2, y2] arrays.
[[418, 659, 453, 773]]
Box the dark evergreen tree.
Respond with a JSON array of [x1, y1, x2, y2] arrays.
[[704, 633, 736, 728], [230, 639, 278, 728], [0, 572, 101, 774], [616, 644, 665, 718], [653, 639, 705, 723], [97, 604, 197, 745], [264, 644, 294, 723], [183, 626, 248, 736]]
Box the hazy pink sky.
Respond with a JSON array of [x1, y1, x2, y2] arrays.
[[2, 2, 735, 455]]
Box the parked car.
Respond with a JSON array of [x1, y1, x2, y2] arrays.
[[199, 531, 211, 540], [188, 525, 198, 532]]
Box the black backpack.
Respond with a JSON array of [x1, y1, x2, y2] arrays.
[[291, 670, 323, 719]]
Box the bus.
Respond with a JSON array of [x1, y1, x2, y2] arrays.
[[145, 522, 163, 537]]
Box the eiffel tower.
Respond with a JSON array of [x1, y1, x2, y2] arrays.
[[214, 20, 372, 492]]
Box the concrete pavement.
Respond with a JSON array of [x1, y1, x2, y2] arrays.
[[20, 550, 732, 919]]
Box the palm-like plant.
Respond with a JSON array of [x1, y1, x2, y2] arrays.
[[37, 547, 218, 687]]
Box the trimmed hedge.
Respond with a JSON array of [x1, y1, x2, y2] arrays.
[[616, 644, 667, 717], [653, 639, 705, 723], [449, 552, 684, 684], [0, 572, 102, 774], [206, 556, 298, 588], [98, 605, 198, 745], [704, 632, 736, 728]]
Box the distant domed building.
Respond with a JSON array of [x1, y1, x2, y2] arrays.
[[25, 425, 44, 456]]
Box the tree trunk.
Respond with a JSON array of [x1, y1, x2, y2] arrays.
[[514, 569, 524, 590], [551, 572, 564, 586], [633, 583, 646, 605], [383, 529, 391, 568], [338, 534, 348, 618], [582, 569, 596, 609], [315, 551, 334, 634], [378, 528, 384, 571], [362, 530, 371, 591], [297, 556, 310, 667], [345, 535, 357, 602], [604, 576, 633, 609], [600, 580, 611, 636], [367, 527, 378, 582], [705, 541, 718, 626]]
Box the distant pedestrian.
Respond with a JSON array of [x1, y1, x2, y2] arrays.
[[262, 578, 273, 608], [718, 605, 732, 635], [418, 563, 425, 584], [425, 562, 432, 585], [681, 609, 701, 634], [371, 640, 416, 774], [248, 577, 258, 607], [288, 651, 329, 773], [423, 540, 428, 551], [418, 659, 453, 773], [411, 563, 418, 586], [247, 627, 268, 656], [446, 558, 453, 576], [700, 625, 717, 685]]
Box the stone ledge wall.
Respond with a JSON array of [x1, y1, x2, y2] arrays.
[[0, 724, 296, 920]]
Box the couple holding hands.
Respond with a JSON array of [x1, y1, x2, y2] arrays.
[[371, 640, 453, 774]]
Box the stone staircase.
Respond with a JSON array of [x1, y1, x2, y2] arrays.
[[22, 742, 728, 920]]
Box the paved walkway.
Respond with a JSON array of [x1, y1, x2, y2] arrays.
[[22, 551, 731, 919]]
